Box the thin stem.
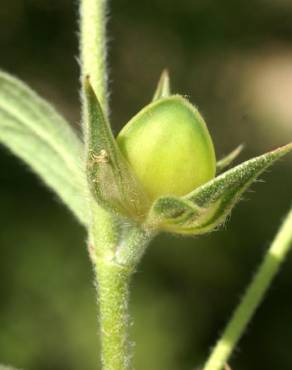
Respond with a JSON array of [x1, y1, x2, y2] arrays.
[[203, 206, 292, 370], [80, 0, 109, 116], [79, 2, 132, 369], [92, 227, 151, 370], [90, 218, 151, 370], [79, 3, 148, 369], [95, 260, 132, 370], [79, 0, 115, 265]]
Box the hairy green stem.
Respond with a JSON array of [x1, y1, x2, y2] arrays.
[[80, 0, 108, 116], [79, 0, 117, 277], [91, 225, 151, 370], [95, 260, 132, 370], [79, 0, 115, 274], [79, 0, 151, 367], [203, 206, 292, 370], [79, 1, 134, 369]]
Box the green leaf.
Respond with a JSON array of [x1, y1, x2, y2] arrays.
[[216, 144, 244, 173], [0, 70, 88, 225], [147, 144, 292, 234], [84, 77, 149, 220], [152, 69, 171, 101]]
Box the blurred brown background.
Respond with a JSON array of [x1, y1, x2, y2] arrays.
[[1, 1, 292, 369]]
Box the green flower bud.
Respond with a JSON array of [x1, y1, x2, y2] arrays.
[[85, 79, 292, 233], [116, 96, 216, 201]]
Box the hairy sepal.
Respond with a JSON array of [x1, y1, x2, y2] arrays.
[[147, 144, 292, 234], [84, 78, 149, 220]]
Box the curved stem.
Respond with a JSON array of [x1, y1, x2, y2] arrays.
[[203, 205, 292, 370], [80, 0, 109, 116]]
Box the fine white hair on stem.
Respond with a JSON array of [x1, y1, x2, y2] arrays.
[[79, 0, 109, 119]]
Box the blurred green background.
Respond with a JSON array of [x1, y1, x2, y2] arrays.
[[1, 1, 292, 369]]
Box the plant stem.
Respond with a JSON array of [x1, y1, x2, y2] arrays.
[[95, 260, 132, 370], [79, 2, 150, 369], [80, 1, 132, 369], [91, 225, 151, 370], [80, 0, 109, 116], [203, 206, 292, 370], [80, 0, 115, 248]]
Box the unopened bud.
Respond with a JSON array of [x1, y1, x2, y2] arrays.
[[117, 96, 216, 201]]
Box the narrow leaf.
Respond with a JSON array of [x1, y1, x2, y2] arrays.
[[152, 69, 171, 101], [148, 144, 292, 234], [216, 144, 244, 173], [84, 77, 149, 220], [0, 71, 88, 225]]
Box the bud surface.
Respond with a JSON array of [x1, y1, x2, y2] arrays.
[[117, 96, 216, 201]]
